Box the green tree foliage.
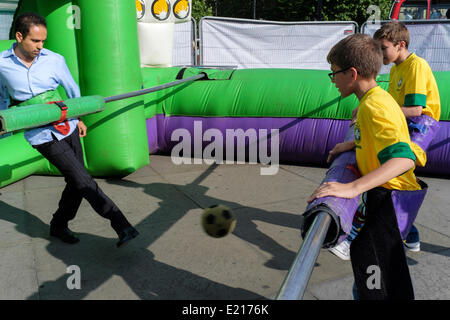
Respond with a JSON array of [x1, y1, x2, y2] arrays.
[[192, 0, 213, 22], [320, 0, 392, 25], [206, 0, 393, 25]]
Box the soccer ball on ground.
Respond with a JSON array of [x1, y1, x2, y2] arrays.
[[201, 204, 236, 238]]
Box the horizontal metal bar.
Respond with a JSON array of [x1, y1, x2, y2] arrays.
[[200, 16, 359, 27], [104, 73, 206, 103], [361, 19, 450, 33], [276, 211, 332, 300]]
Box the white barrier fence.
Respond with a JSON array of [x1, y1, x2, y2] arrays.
[[0, 10, 14, 40], [199, 17, 358, 70], [172, 18, 197, 66]]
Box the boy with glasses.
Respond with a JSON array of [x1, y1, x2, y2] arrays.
[[329, 22, 440, 259], [308, 34, 427, 299]]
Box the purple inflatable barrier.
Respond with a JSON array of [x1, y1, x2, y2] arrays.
[[146, 115, 351, 164], [416, 121, 450, 176], [301, 126, 360, 248], [408, 114, 440, 156], [146, 115, 450, 176], [392, 180, 428, 240]]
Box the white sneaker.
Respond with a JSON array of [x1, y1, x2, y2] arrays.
[[404, 240, 421, 252], [329, 240, 351, 261]]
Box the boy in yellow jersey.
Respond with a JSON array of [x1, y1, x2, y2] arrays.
[[373, 21, 440, 252], [328, 22, 440, 261], [308, 34, 427, 299], [374, 21, 440, 126]]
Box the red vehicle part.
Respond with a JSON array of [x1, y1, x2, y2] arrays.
[[392, 0, 408, 19], [391, 0, 432, 19]]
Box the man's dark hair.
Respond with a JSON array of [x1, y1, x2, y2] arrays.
[[14, 12, 47, 39]]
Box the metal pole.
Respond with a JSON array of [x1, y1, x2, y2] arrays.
[[276, 211, 332, 300], [104, 73, 206, 103], [253, 0, 256, 19]]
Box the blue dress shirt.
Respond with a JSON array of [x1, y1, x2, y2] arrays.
[[0, 43, 81, 145]]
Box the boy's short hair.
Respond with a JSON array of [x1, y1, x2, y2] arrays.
[[327, 34, 383, 79], [14, 12, 47, 39], [373, 21, 410, 48]]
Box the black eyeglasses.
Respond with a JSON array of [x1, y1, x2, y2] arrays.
[[328, 67, 352, 80]]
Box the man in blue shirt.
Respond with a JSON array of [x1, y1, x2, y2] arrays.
[[0, 12, 139, 247]]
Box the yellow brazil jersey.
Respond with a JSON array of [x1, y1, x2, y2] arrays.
[[354, 86, 421, 191], [388, 53, 441, 121]]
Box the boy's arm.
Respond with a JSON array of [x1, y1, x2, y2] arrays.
[[310, 97, 416, 202], [327, 140, 356, 163], [401, 106, 422, 118], [401, 61, 427, 118], [307, 157, 414, 202]]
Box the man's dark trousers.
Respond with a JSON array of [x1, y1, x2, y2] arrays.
[[34, 128, 132, 234]]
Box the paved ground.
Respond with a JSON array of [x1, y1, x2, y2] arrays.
[[0, 154, 448, 300]]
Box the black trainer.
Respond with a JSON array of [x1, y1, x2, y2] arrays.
[[117, 226, 139, 248], [50, 226, 80, 244]]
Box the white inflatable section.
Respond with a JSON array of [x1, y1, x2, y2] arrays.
[[136, 0, 191, 67], [137, 0, 191, 23], [138, 22, 174, 67]]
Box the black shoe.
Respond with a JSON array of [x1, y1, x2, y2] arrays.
[[117, 226, 139, 248], [50, 226, 80, 244]]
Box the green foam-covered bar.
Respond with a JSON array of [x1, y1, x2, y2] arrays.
[[0, 95, 105, 134]]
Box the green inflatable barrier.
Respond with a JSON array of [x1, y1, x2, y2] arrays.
[[0, 96, 105, 134], [73, 0, 148, 176], [140, 67, 346, 119], [141, 67, 185, 119], [141, 67, 450, 121], [0, 132, 46, 188], [0, 40, 14, 51], [37, 0, 79, 99]]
